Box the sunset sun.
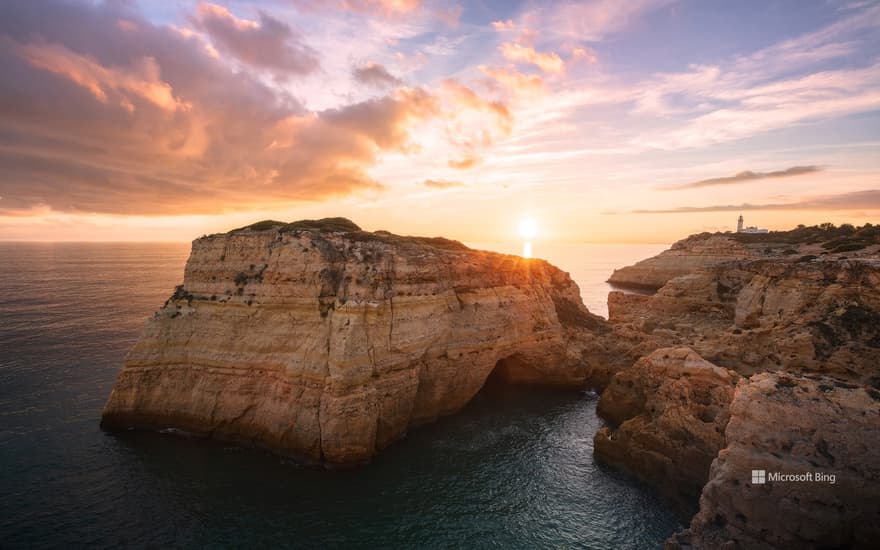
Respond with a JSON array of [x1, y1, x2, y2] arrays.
[[0, 1, 878, 548], [518, 218, 538, 239]]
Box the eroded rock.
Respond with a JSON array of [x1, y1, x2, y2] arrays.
[[667, 372, 880, 550], [595, 347, 738, 512], [101, 218, 617, 465]]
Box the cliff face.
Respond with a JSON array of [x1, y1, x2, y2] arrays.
[[600, 251, 880, 548], [608, 259, 880, 386], [668, 372, 880, 550], [101, 219, 612, 465], [608, 235, 752, 290], [594, 348, 738, 513], [608, 228, 880, 291]]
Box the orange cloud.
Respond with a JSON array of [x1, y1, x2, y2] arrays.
[[499, 42, 564, 74], [19, 42, 188, 112], [571, 47, 598, 64], [437, 80, 513, 168], [0, 1, 448, 216], [422, 179, 464, 189], [448, 156, 480, 170], [479, 66, 545, 98], [441, 79, 512, 131], [492, 19, 515, 30]]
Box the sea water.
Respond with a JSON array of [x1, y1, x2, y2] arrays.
[[0, 241, 678, 549]]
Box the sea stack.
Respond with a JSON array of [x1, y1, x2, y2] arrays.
[[101, 218, 612, 466]]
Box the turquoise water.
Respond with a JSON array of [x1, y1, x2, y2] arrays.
[[0, 242, 679, 549]]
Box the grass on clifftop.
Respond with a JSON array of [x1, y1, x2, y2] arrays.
[[234, 217, 362, 233], [690, 223, 879, 252], [229, 217, 470, 252]]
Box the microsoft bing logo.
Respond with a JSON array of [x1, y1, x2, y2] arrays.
[[751, 470, 766, 484]]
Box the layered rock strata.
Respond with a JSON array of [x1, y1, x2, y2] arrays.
[[101, 218, 616, 465], [608, 235, 752, 290], [594, 347, 738, 512], [667, 372, 880, 550], [600, 249, 880, 548], [608, 259, 880, 386]]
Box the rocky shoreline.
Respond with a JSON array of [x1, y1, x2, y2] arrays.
[[597, 226, 880, 549], [102, 220, 880, 547]]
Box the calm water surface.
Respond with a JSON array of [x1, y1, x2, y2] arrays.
[[0, 242, 678, 549]]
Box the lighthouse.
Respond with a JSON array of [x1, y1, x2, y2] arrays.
[[736, 215, 769, 234]]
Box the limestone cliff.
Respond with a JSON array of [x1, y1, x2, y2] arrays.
[[608, 225, 880, 291], [608, 235, 752, 290], [594, 348, 738, 513], [101, 218, 615, 465], [608, 259, 880, 386], [667, 372, 880, 550], [599, 248, 880, 548]]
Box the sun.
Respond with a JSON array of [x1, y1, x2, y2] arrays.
[[518, 218, 538, 240]]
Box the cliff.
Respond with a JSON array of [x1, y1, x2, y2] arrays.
[[608, 235, 753, 290], [598, 244, 880, 547], [608, 224, 880, 290], [608, 258, 880, 386], [668, 372, 880, 550], [101, 218, 616, 466], [594, 348, 738, 513]]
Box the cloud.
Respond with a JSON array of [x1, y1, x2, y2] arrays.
[[518, 0, 676, 42], [0, 0, 440, 216], [625, 189, 880, 214], [499, 42, 564, 74], [571, 47, 598, 64], [294, 0, 421, 17], [448, 156, 480, 169], [491, 20, 516, 31], [422, 179, 463, 189], [664, 165, 822, 190], [479, 66, 545, 97], [627, 3, 880, 148], [191, 2, 318, 76], [436, 80, 513, 166], [352, 61, 402, 88], [16, 41, 189, 112]]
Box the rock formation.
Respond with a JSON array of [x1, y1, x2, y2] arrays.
[[608, 258, 880, 386], [608, 225, 880, 291], [608, 235, 753, 290], [594, 347, 738, 512], [599, 229, 880, 549], [101, 218, 619, 466], [667, 372, 880, 550]]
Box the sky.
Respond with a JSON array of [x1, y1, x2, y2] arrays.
[[0, 0, 879, 243]]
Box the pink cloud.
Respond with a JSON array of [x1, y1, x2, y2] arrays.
[[499, 42, 564, 74], [352, 61, 402, 88], [192, 2, 318, 75], [18, 41, 188, 112]]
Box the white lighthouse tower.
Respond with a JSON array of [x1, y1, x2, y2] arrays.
[[736, 215, 769, 233]]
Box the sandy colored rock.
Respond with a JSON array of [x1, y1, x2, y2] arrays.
[[667, 372, 880, 550], [608, 235, 752, 290], [101, 218, 617, 465], [594, 347, 738, 511], [608, 259, 880, 385]]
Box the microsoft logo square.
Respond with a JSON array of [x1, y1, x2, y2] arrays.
[[751, 470, 766, 484]]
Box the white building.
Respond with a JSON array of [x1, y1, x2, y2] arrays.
[[737, 215, 769, 234]]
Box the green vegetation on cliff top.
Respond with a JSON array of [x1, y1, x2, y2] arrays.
[[689, 223, 879, 253], [227, 217, 470, 252]]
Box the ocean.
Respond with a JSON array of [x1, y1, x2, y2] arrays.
[[0, 241, 678, 549]]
